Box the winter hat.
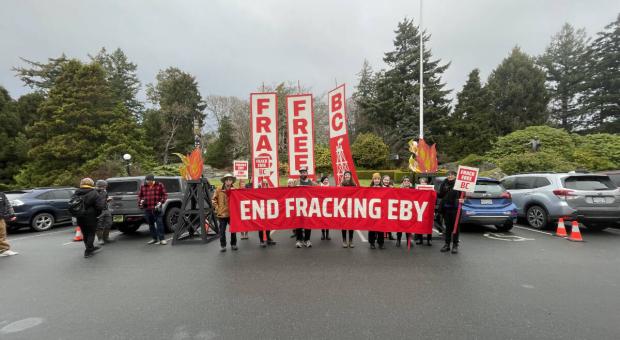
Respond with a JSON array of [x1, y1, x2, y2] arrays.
[[145, 174, 155, 181], [80, 178, 95, 188], [95, 180, 108, 188]]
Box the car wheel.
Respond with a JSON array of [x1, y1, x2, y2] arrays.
[[526, 205, 548, 229], [118, 223, 141, 233], [496, 220, 514, 232], [31, 212, 55, 232], [164, 206, 181, 233]]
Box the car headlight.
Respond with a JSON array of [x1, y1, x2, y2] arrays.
[[10, 200, 24, 207]]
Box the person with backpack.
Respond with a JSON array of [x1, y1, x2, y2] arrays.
[[138, 174, 168, 245], [95, 180, 114, 245], [72, 178, 106, 258], [0, 192, 18, 257]]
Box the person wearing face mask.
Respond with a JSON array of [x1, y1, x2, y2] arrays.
[[213, 173, 237, 252], [439, 170, 461, 254], [138, 174, 168, 245], [319, 175, 331, 241], [340, 171, 356, 248], [368, 173, 385, 249]]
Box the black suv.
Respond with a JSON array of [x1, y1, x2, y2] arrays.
[[5, 187, 76, 232], [105, 176, 186, 233]]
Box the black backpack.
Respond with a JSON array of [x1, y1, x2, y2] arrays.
[[68, 193, 87, 217]]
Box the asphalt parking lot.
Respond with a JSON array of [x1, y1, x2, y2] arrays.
[[2, 224, 620, 339]]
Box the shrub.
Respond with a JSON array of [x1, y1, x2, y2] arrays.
[[351, 133, 389, 169]]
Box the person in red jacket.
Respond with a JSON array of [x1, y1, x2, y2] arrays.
[[138, 174, 168, 245]]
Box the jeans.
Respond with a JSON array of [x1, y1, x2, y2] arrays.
[[368, 231, 384, 245], [295, 228, 311, 242], [219, 218, 236, 247], [144, 210, 165, 241]]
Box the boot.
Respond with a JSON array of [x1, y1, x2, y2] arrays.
[[451, 244, 459, 254], [440, 244, 450, 252]]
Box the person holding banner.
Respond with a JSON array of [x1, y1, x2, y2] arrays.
[[414, 177, 433, 246], [257, 179, 276, 248], [340, 171, 356, 248], [319, 176, 331, 241], [213, 174, 238, 252], [396, 177, 413, 247], [439, 171, 461, 254], [368, 173, 385, 249], [382, 175, 397, 241], [296, 167, 314, 248]]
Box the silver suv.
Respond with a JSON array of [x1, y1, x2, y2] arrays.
[[500, 173, 620, 231]]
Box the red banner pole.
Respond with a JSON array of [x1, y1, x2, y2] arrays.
[[453, 191, 465, 234]]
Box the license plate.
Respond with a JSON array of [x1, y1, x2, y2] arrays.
[[481, 199, 493, 205], [113, 215, 124, 223], [592, 197, 606, 204]]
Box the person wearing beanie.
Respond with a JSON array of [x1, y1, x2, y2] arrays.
[[340, 171, 356, 248], [213, 173, 237, 252], [319, 175, 331, 241], [368, 173, 385, 249], [95, 180, 114, 245], [74, 177, 106, 258], [138, 174, 168, 245]]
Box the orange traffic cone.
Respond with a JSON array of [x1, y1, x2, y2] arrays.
[[567, 221, 584, 242], [73, 227, 83, 242], [555, 218, 568, 237]]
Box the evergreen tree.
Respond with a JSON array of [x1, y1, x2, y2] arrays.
[[352, 60, 377, 136], [373, 18, 451, 159], [444, 69, 494, 160], [486, 47, 549, 136], [583, 14, 620, 133], [206, 115, 235, 169], [91, 47, 144, 119], [538, 23, 589, 131], [146, 67, 206, 164], [13, 55, 69, 93]]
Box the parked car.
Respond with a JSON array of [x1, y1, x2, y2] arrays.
[[501, 173, 620, 231], [596, 170, 620, 187], [432, 177, 517, 231], [4, 187, 76, 232], [105, 176, 186, 234]]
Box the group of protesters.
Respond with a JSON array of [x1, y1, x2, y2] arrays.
[[214, 167, 462, 254]]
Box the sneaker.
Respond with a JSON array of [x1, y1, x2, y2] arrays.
[[440, 244, 451, 252], [220, 246, 227, 252], [260, 242, 267, 248], [305, 241, 312, 248], [0, 250, 18, 256], [342, 242, 349, 248], [147, 239, 158, 245], [348, 242, 355, 248], [451, 245, 459, 254], [231, 245, 238, 251], [159, 240, 167, 245], [296, 241, 303, 248]]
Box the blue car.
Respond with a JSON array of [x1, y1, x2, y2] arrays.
[[5, 187, 76, 232], [434, 177, 517, 231]]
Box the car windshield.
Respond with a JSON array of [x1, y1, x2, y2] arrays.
[[564, 176, 617, 191], [107, 181, 139, 194], [473, 181, 505, 195]]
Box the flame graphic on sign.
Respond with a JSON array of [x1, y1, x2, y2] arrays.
[[173, 148, 204, 180], [408, 138, 438, 173]]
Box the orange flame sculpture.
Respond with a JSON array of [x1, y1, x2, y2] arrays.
[[408, 139, 438, 173], [173, 148, 204, 180]]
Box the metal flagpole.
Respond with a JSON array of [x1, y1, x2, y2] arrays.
[[419, 0, 424, 140]]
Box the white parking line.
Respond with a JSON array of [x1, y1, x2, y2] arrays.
[[355, 230, 368, 243], [514, 225, 554, 236]]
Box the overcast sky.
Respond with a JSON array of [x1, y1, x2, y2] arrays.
[[1, 0, 619, 103]]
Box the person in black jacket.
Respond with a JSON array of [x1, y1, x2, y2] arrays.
[[0, 192, 18, 257], [438, 171, 462, 254], [74, 178, 106, 258]]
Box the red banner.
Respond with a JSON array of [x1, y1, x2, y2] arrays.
[[228, 187, 436, 233], [286, 94, 316, 180], [250, 93, 279, 188], [328, 84, 359, 186]]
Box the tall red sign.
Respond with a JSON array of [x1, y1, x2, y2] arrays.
[[328, 84, 359, 186], [286, 94, 316, 180], [250, 93, 279, 188]]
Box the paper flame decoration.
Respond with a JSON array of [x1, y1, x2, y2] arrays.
[[173, 148, 204, 180], [408, 139, 438, 173]]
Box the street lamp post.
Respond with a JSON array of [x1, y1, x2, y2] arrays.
[[123, 153, 132, 176]]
